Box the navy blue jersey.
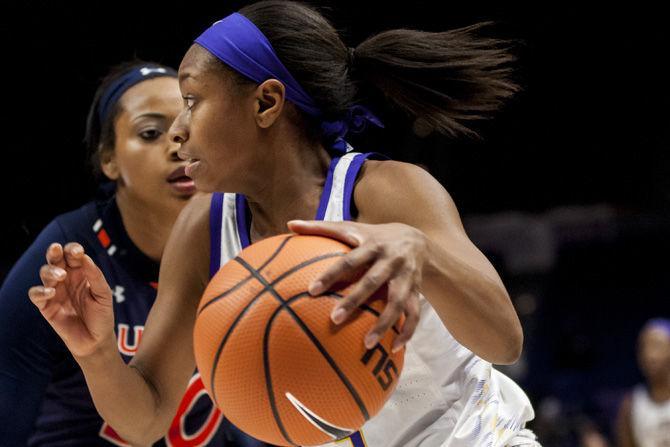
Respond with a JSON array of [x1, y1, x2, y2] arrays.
[[0, 189, 264, 447]]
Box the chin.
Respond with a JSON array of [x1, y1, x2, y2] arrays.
[[192, 178, 218, 194], [193, 166, 238, 194]]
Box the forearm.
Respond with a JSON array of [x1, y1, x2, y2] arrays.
[[75, 338, 174, 446], [421, 239, 522, 364]]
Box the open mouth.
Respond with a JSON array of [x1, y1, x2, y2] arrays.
[[167, 165, 191, 183], [167, 165, 196, 194]]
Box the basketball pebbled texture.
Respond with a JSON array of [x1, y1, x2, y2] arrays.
[[194, 234, 405, 446]]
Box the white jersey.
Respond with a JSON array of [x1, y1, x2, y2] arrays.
[[631, 385, 670, 447], [209, 152, 537, 447]]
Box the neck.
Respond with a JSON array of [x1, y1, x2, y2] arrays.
[[648, 375, 670, 403], [243, 136, 331, 242], [115, 188, 178, 262]]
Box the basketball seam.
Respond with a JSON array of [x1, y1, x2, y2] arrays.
[[206, 251, 344, 408], [264, 292, 363, 445], [198, 235, 295, 314], [281, 304, 371, 421], [235, 259, 371, 425], [319, 292, 401, 335], [262, 292, 353, 445], [262, 292, 314, 447]]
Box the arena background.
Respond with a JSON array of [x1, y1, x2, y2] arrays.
[[1, 1, 668, 444]]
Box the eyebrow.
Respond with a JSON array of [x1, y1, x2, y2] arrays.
[[131, 112, 168, 123]]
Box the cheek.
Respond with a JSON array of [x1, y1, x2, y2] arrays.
[[196, 101, 254, 156], [115, 142, 164, 189]]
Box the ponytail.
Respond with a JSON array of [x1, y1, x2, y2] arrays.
[[239, 1, 519, 139], [353, 23, 519, 137]]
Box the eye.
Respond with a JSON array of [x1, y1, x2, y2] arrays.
[[184, 96, 196, 110], [139, 129, 161, 141]]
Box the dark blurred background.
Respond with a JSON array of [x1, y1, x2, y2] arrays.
[[1, 1, 668, 445]]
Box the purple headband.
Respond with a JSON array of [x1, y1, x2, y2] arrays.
[[643, 318, 670, 338], [194, 13, 383, 152]]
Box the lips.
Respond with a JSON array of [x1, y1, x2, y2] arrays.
[[167, 165, 190, 183], [167, 165, 196, 195]]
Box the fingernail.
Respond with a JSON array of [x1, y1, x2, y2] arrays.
[[308, 281, 323, 295], [44, 287, 55, 295], [331, 307, 347, 324], [364, 333, 379, 349], [288, 220, 305, 226], [392, 342, 404, 353], [72, 246, 83, 255], [54, 268, 66, 278]]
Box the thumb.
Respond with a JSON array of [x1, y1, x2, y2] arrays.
[[82, 255, 112, 302]]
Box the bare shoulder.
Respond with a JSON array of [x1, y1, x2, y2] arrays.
[[354, 160, 461, 229], [174, 192, 212, 229]]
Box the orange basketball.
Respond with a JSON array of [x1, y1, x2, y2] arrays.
[[193, 234, 405, 446]]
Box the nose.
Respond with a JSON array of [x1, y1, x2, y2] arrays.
[[168, 111, 189, 146], [167, 140, 181, 161]]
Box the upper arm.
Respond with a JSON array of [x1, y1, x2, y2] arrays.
[[0, 220, 68, 441], [354, 160, 504, 287], [129, 193, 212, 415]]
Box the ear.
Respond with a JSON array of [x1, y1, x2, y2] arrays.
[[253, 79, 286, 129], [99, 147, 119, 180]]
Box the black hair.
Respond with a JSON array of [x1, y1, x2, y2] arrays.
[[84, 60, 177, 177], [233, 1, 519, 139]]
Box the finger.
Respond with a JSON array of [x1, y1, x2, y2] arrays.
[[364, 271, 413, 349], [28, 286, 56, 310], [332, 260, 395, 325], [39, 264, 67, 288], [309, 246, 377, 296], [63, 242, 85, 268], [46, 243, 66, 268], [287, 220, 364, 247], [391, 292, 421, 353], [81, 255, 113, 302]]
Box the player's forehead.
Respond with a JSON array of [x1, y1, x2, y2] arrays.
[[178, 44, 214, 84]]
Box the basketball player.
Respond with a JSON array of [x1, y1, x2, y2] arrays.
[[29, 2, 540, 445], [616, 318, 670, 447], [1, 61, 263, 446]]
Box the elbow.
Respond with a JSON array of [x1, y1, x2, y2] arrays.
[[496, 321, 524, 365], [501, 320, 523, 365], [492, 285, 524, 365]]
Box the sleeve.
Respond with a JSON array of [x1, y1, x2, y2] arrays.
[[0, 219, 70, 444]]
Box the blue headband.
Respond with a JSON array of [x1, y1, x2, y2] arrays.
[[644, 318, 670, 338], [98, 65, 178, 124], [194, 13, 383, 152]]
